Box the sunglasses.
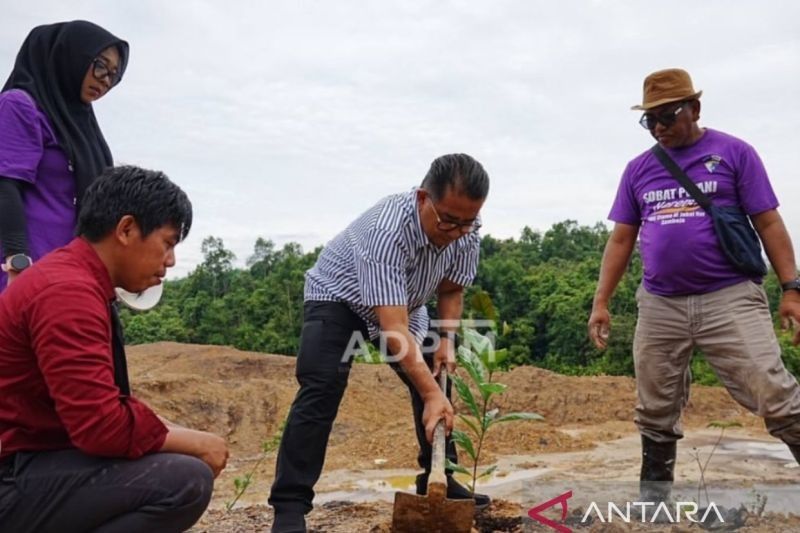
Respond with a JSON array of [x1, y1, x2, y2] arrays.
[[638, 103, 686, 130]]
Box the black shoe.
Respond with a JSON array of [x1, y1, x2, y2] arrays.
[[415, 473, 491, 510], [271, 512, 306, 533]]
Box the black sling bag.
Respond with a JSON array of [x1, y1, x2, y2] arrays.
[[650, 144, 767, 277]]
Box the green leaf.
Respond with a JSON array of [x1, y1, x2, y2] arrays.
[[490, 348, 509, 369], [479, 464, 498, 479], [461, 327, 485, 350], [470, 290, 498, 322], [494, 412, 544, 424], [451, 429, 476, 461], [707, 420, 742, 429], [477, 341, 497, 369], [457, 345, 487, 386], [461, 328, 494, 372], [452, 374, 481, 419], [482, 348, 503, 373], [502, 321, 513, 337], [478, 382, 507, 401], [458, 414, 482, 439], [445, 459, 471, 476]]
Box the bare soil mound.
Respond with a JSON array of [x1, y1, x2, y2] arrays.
[[126, 342, 793, 532], [128, 342, 759, 467]]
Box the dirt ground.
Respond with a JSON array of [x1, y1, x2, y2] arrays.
[[127, 342, 800, 532]]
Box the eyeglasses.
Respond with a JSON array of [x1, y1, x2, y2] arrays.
[[92, 58, 121, 87], [638, 103, 685, 130], [427, 197, 482, 233]]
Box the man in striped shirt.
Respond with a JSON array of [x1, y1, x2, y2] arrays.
[[269, 153, 490, 533]]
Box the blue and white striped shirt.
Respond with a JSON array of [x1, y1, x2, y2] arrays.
[[305, 189, 481, 342]]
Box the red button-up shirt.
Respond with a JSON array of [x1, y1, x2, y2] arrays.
[[0, 238, 167, 460]]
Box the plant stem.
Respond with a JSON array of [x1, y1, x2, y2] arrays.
[[470, 393, 490, 493], [699, 428, 725, 506], [692, 451, 704, 506], [225, 454, 265, 511]]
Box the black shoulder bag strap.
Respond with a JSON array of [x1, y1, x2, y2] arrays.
[[650, 143, 767, 277], [650, 144, 711, 212]]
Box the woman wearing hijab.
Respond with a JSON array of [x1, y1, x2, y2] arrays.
[[0, 22, 221, 533], [0, 20, 128, 290]]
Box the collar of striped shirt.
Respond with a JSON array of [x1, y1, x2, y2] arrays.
[[303, 188, 481, 341]]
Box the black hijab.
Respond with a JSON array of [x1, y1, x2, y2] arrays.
[[2, 20, 129, 205]]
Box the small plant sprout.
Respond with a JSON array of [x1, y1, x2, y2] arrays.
[[446, 291, 543, 493], [691, 420, 743, 507], [225, 420, 285, 512]]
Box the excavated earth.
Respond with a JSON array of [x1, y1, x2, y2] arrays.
[[126, 342, 800, 532]]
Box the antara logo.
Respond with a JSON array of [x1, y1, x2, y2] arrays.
[[527, 491, 572, 532], [527, 490, 725, 532]]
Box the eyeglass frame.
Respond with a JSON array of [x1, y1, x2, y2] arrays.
[[638, 102, 687, 130], [426, 195, 482, 233], [91, 58, 121, 87]]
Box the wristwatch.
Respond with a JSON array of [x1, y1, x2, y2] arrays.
[[781, 278, 800, 292], [2, 254, 33, 273]]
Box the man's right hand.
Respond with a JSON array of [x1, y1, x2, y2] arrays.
[[588, 223, 638, 350], [196, 432, 229, 478], [588, 305, 611, 350], [421, 390, 454, 443], [161, 427, 230, 478]]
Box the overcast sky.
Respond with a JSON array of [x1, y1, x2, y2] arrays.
[[3, 1, 799, 278]]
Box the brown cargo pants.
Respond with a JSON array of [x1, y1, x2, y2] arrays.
[[633, 280, 800, 445]]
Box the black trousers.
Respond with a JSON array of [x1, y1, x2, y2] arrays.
[[268, 301, 458, 514], [0, 449, 213, 533]]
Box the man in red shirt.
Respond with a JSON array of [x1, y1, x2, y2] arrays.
[[0, 166, 228, 533]]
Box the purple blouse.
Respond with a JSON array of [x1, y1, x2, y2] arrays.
[[0, 89, 76, 290]]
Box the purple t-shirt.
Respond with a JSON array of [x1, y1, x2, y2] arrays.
[[0, 89, 76, 290], [609, 128, 778, 296]]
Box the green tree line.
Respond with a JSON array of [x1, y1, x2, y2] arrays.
[[120, 221, 800, 382]]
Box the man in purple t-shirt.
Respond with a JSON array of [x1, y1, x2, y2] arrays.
[[588, 68, 800, 503]]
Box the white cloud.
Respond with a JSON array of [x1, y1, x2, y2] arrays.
[[2, 0, 799, 278]]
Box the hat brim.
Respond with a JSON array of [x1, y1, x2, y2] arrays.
[[631, 90, 702, 111]]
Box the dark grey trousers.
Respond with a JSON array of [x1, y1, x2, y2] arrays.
[[0, 448, 213, 533], [268, 301, 457, 515]]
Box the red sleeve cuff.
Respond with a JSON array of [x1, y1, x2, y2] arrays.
[[124, 398, 169, 458]]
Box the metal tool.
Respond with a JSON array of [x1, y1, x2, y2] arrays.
[[391, 369, 474, 532]]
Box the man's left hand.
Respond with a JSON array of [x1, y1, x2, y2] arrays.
[[779, 290, 800, 345], [4, 270, 19, 287]]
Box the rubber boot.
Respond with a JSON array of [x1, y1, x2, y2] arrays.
[[639, 435, 676, 504], [789, 444, 800, 465]]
